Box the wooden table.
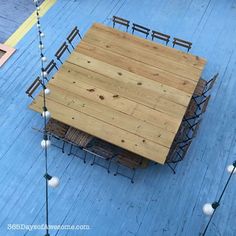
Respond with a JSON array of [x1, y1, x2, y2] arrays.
[[30, 23, 206, 164]]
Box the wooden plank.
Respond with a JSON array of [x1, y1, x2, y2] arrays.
[[51, 66, 180, 133], [68, 52, 191, 107], [29, 96, 169, 164], [37, 83, 176, 147], [57, 62, 187, 120], [90, 23, 206, 70], [76, 41, 197, 94], [82, 24, 204, 80]]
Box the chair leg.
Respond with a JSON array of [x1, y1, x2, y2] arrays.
[[83, 151, 87, 164], [58, 58, 63, 64], [114, 164, 120, 176], [78, 33, 82, 39], [62, 141, 65, 153], [107, 159, 112, 174], [167, 163, 176, 174], [68, 144, 73, 156], [91, 155, 96, 166], [55, 64, 59, 70], [131, 168, 135, 183]]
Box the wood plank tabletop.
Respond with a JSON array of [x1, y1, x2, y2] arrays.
[[29, 23, 206, 164]]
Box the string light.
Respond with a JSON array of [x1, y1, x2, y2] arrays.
[[33, 1, 59, 235], [202, 160, 236, 235]]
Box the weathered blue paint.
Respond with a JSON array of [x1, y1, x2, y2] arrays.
[[0, 0, 236, 236]]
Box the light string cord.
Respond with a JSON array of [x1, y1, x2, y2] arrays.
[[202, 161, 236, 236]]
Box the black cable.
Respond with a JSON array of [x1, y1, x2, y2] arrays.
[[33, 1, 50, 235], [202, 161, 236, 235]]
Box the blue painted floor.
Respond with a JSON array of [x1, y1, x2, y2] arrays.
[[0, 0, 43, 43], [0, 0, 236, 235]]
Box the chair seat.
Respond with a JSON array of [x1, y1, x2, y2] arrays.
[[116, 152, 143, 168], [46, 119, 69, 138], [194, 78, 207, 96], [87, 145, 115, 159], [65, 127, 93, 147], [185, 99, 198, 117]]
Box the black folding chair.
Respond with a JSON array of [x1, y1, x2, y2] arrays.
[[25, 77, 44, 99], [114, 152, 143, 183], [112, 16, 130, 32], [45, 59, 58, 76], [151, 30, 170, 45], [67, 26, 82, 49], [166, 140, 192, 174], [84, 139, 117, 173], [46, 119, 70, 153], [194, 73, 219, 97], [55, 42, 71, 64], [132, 23, 150, 38], [65, 127, 94, 163], [173, 37, 192, 52]]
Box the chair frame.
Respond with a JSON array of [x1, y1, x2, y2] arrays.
[[67, 26, 82, 49], [112, 16, 130, 32], [45, 59, 58, 75], [151, 30, 170, 45], [26, 77, 44, 99], [132, 23, 150, 38], [166, 140, 192, 174], [55, 42, 71, 64], [173, 37, 192, 52]]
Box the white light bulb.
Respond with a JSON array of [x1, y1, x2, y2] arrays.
[[41, 139, 51, 148], [44, 88, 51, 95], [227, 165, 236, 174], [41, 71, 47, 77], [42, 110, 51, 119], [37, 7, 40, 11], [37, 23, 41, 28], [48, 176, 60, 188], [41, 56, 47, 62], [40, 32, 45, 37], [33, 0, 38, 3], [39, 44, 44, 49], [203, 203, 214, 216]]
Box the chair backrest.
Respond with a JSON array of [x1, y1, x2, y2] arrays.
[[112, 16, 130, 31], [25, 76, 43, 99], [132, 23, 150, 38], [55, 42, 71, 64], [173, 37, 192, 52], [46, 119, 70, 139], [204, 73, 219, 94], [151, 30, 170, 45], [45, 59, 58, 75], [200, 95, 211, 113], [188, 119, 202, 139], [67, 26, 82, 48]]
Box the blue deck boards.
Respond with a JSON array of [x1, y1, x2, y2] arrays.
[[0, 0, 236, 235], [0, 0, 44, 43]]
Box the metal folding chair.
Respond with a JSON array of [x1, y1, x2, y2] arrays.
[[172, 37, 192, 52], [166, 140, 192, 174], [84, 139, 117, 173], [55, 42, 71, 64], [132, 23, 150, 38], [151, 30, 170, 45], [46, 119, 70, 152], [25, 77, 44, 99], [114, 151, 143, 183], [67, 26, 82, 49], [45, 59, 58, 76], [65, 127, 94, 163], [112, 16, 130, 32], [194, 73, 219, 97]]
